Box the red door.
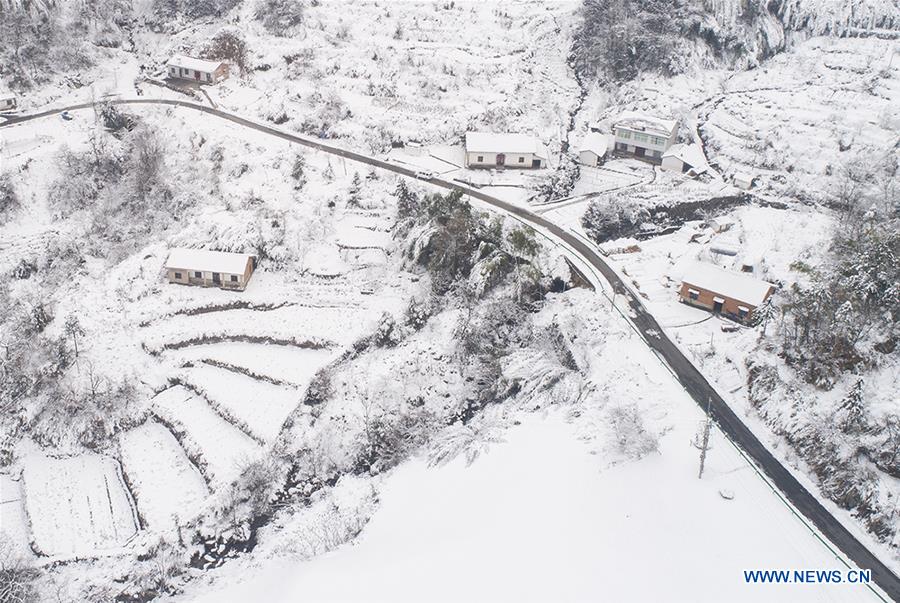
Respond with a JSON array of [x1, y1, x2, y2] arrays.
[[496, 153, 506, 166]]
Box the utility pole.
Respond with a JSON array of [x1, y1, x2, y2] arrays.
[[697, 396, 713, 479]]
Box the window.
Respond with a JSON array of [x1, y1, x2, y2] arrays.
[[477, 155, 483, 162], [615, 142, 628, 151], [518, 157, 525, 163], [651, 150, 661, 158], [738, 306, 749, 319], [618, 129, 631, 139], [230, 275, 238, 282], [174, 272, 182, 279], [634, 133, 648, 143], [194, 271, 202, 278], [651, 136, 665, 146], [688, 288, 699, 301]]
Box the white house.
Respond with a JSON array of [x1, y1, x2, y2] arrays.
[[464, 132, 546, 169], [0, 94, 16, 111], [578, 131, 609, 167], [733, 172, 755, 190], [166, 55, 229, 84], [661, 143, 707, 175], [165, 248, 255, 291], [612, 111, 678, 163]]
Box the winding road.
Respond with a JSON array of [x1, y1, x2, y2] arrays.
[[3, 98, 898, 601]]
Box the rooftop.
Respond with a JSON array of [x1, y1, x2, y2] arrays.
[[465, 132, 541, 155], [613, 111, 678, 137], [663, 143, 707, 171], [165, 248, 254, 275], [579, 131, 609, 156], [681, 261, 774, 307], [167, 55, 225, 73]]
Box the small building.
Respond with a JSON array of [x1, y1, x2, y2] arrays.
[[678, 261, 774, 324], [612, 111, 678, 163], [733, 172, 755, 190], [0, 94, 16, 111], [661, 143, 706, 175], [706, 216, 735, 233], [578, 131, 609, 167], [464, 132, 546, 169], [166, 55, 229, 84], [165, 248, 255, 291]]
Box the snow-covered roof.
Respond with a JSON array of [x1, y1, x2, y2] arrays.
[[613, 111, 678, 137], [579, 131, 609, 156], [0, 93, 14, 102], [167, 55, 224, 73], [165, 248, 254, 274], [733, 172, 755, 184], [681, 261, 774, 307], [663, 143, 706, 170], [465, 132, 541, 154]]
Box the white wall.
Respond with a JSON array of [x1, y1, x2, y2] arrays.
[[466, 152, 540, 168]]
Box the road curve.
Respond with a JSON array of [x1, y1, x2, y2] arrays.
[[4, 99, 898, 601]]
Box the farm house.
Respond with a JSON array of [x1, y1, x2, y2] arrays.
[[612, 111, 678, 163], [678, 261, 775, 324], [0, 93, 16, 111], [464, 132, 546, 169], [578, 131, 609, 166], [165, 248, 256, 291], [166, 55, 230, 84], [661, 143, 706, 175]]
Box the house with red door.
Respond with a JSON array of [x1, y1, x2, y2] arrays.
[[464, 132, 546, 169], [166, 55, 229, 84]]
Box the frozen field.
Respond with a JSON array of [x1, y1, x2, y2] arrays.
[[120, 421, 210, 533], [0, 474, 33, 559], [168, 342, 336, 388], [21, 454, 139, 557], [178, 364, 303, 444], [152, 386, 262, 488]]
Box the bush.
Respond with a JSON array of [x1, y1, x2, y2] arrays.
[[0, 173, 20, 224], [203, 28, 249, 75], [255, 0, 306, 35], [581, 196, 649, 242]]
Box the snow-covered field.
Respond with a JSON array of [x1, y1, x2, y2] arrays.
[[120, 421, 210, 533], [2, 0, 898, 601], [21, 454, 139, 558]]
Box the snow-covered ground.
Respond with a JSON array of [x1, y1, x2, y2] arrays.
[[119, 421, 210, 534], [20, 453, 139, 558], [181, 372, 882, 603]]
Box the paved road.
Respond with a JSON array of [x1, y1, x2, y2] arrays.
[[4, 99, 898, 601]]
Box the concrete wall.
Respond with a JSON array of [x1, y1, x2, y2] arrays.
[[661, 155, 685, 173], [166, 259, 254, 291], [678, 281, 773, 324], [465, 151, 542, 169], [578, 150, 603, 166]]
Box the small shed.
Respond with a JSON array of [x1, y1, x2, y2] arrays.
[[166, 55, 229, 84], [706, 216, 735, 233], [464, 132, 546, 169], [733, 172, 755, 190], [661, 143, 707, 175], [0, 94, 16, 111], [578, 132, 609, 167], [678, 261, 774, 324], [165, 248, 255, 291]]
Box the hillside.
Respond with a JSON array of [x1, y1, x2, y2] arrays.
[[1, 1, 898, 602]]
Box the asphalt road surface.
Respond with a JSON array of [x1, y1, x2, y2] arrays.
[[3, 98, 898, 601]]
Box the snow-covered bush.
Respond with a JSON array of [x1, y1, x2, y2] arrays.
[[0, 173, 20, 224], [0, 540, 39, 603], [607, 404, 659, 460], [203, 28, 250, 75], [534, 155, 579, 204], [581, 195, 649, 242], [254, 0, 306, 35]]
